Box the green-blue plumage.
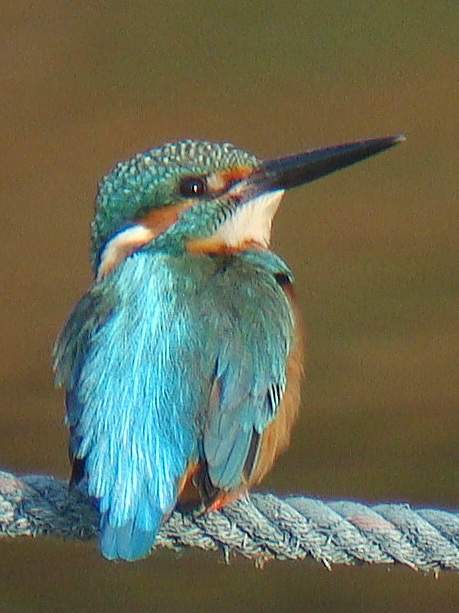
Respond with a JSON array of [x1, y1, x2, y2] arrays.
[[55, 198, 295, 560], [55, 134, 402, 560]]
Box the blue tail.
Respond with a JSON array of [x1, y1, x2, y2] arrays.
[[100, 511, 162, 561]]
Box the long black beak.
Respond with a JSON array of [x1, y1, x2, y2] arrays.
[[250, 134, 405, 193]]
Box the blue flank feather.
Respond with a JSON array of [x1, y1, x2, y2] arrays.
[[54, 248, 294, 560]]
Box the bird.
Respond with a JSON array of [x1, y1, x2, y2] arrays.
[[53, 134, 404, 561]]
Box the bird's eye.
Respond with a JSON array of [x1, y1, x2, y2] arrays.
[[179, 176, 207, 198]]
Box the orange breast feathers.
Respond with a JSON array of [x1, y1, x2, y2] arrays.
[[177, 282, 304, 512]]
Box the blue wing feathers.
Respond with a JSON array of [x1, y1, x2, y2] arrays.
[[202, 252, 294, 491], [54, 249, 294, 560]]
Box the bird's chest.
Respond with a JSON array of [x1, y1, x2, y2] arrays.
[[115, 252, 291, 355]]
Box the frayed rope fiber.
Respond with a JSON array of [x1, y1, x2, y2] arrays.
[[1, 470, 458, 572]]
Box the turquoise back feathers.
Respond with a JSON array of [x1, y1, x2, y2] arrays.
[[54, 134, 401, 560], [54, 247, 296, 560], [54, 139, 299, 561]]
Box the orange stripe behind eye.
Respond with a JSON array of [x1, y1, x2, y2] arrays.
[[220, 165, 253, 187], [139, 199, 194, 237], [207, 165, 254, 193], [97, 200, 195, 280]]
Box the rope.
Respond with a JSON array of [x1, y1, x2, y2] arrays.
[[1, 469, 458, 572]]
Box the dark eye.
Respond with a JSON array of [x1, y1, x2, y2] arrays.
[[179, 176, 207, 197]]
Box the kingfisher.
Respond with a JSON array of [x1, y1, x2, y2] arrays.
[[53, 134, 404, 561]]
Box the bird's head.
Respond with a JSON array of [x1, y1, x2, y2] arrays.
[[93, 136, 404, 280]]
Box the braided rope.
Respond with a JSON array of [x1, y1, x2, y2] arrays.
[[1, 470, 458, 572]]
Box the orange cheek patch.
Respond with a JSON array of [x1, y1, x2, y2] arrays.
[[138, 199, 194, 237], [97, 200, 196, 280]]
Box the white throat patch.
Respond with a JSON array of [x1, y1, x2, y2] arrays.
[[97, 225, 154, 281], [212, 190, 284, 248]]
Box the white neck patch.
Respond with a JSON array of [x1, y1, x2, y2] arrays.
[[96, 224, 154, 281], [212, 190, 284, 248]]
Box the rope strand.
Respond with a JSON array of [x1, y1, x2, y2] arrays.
[[1, 470, 458, 572]]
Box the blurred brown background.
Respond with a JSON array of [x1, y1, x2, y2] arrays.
[[1, 1, 458, 611]]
